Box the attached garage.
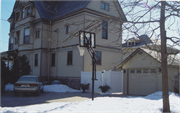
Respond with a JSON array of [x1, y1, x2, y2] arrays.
[[117, 48, 178, 95]]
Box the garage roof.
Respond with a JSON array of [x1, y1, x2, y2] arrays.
[[117, 47, 180, 68]]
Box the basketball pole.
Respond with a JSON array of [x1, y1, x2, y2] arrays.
[[79, 31, 97, 101]]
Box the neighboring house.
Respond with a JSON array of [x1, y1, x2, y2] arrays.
[[116, 36, 180, 95], [1, 0, 127, 89]]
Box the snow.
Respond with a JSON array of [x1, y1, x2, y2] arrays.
[[44, 84, 81, 93], [5, 84, 81, 93], [2, 84, 180, 113]]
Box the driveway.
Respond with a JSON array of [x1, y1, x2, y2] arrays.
[[1, 91, 136, 107]]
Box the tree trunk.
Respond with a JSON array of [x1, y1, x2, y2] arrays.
[[160, 1, 170, 112]]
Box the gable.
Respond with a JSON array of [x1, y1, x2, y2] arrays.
[[122, 49, 161, 69], [86, 0, 126, 21]]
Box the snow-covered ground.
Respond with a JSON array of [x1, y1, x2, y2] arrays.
[[1, 84, 180, 113]]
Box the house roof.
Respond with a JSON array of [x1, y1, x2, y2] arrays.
[[122, 35, 153, 47], [9, 0, 127, 22], [117, 47, 180, 68], [33, 1, 90, 20]]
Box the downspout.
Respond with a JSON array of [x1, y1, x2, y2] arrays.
[[48, 20, 52, 82], [55, 29, 59, 78], [82, 13, 85, 72], [40, 23, 43, 77]]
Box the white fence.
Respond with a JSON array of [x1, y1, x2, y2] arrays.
[[81, 70, 123, 93]]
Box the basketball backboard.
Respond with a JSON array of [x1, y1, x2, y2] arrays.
[[79, 31, 96, 48]]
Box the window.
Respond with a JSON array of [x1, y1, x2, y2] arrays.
[[143, 69, 149, 73], [15, 31, 20, 44], [26, 7, 31, 16], [67, 51, 73, 65], [15, 12, 20, 21], [136, 69, 142, 73], [51, 53, 55, 66], [22, 8, 25, 18], [102, 21, 108, 39], [66, 25, 69, 34], [150, 69, 156, 73], [101, 2, 109, 11], [130, 69, 135, 74], [9, 38, 13, 50], [24, 28, 30, 44], [36, 30, 40, 38], [95, 51, 101, 65], [34, 54, 38, 66]]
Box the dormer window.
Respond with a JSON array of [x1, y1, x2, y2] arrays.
[[15, 12, 20, 21], [22, 8, 25, 18], [26, 7, 32, 16], [101, 2, 109, 11]]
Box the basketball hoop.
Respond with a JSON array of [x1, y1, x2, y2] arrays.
[[78, 30, 97, 101], [77, 45, 85, 56]]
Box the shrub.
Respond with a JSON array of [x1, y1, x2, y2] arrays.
[[80, 83, 90, 93], [99, 85, 111, 93]]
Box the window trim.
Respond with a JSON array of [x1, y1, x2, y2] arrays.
[[35, 29, 40, 38], [67, 51, 73, 65], [24, 28, 30, 44], [101, 2, 109, 11], [102, 20, 108, 39]]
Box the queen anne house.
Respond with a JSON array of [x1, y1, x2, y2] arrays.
[[1, 0, 127, 89]]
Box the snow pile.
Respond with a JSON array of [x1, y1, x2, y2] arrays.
[[1, 92, 180, 113], [44, 84, 81, 93], [5, 84, 81, 93], [5, 83, 14, 91]]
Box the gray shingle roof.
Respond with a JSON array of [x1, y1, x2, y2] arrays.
[[8, 1, 90, 21], [33, 1, 90, 20], [122, 35, 153, 47]]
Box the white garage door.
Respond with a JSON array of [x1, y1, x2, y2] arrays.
[[128, 69, 158, 95]]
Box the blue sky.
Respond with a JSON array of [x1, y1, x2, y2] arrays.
[[0, 0, 15, 52]]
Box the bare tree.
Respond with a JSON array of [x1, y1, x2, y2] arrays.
[[119, 1, 180, 112]]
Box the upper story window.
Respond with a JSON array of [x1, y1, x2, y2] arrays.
[[34, 54, 38, 66], [9, 38, 13, 50], [51, 53, 55, 66], [102, 20, 108, 39], [15, 12, 20, 21], [95, 51, 102, 65], [66, 25, 69, 34], [15, 31, 20, 45], [101, 2, 109, 11], [35, 30, 40, 38], [22, 8, 25, 18], [24, 28, 30, 44], [67, 51, 73, 65], [21, 7, 32, 19], [26, 7, 32, 16]]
